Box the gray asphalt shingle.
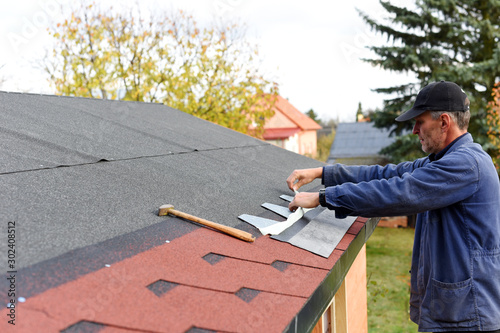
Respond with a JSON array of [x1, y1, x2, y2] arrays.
[[1, 91, 324, 269]]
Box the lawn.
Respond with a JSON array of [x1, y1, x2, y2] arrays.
[[366, 226, 419, 333]]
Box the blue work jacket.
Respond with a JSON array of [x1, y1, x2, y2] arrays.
[[322, 133, 500, 331]]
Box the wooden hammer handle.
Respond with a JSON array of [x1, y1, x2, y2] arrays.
[[163, 208, 255, 242]]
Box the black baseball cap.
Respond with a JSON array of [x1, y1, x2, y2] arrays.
[[396, 81, 469, 122]]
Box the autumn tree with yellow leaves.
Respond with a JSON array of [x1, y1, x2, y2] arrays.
[[487, 83, 500, 173], [43, 3, 277, 137]]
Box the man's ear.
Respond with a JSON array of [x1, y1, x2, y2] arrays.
[[440, 113, 451, 133]]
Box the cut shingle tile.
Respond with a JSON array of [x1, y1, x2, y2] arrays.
[[347, 221, 365, 235], [271, 260, 290, 272], [356, 217, 369, 223], [60, 320, 106, 333], [202, 253, 226, 265], [147, 280, 179, 297], [235, 287, 261, 303], [336, 233, 356, 251]]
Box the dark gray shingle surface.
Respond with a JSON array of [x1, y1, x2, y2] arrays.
[[1, 92, 266, 174], [0, 91, 323, 268]]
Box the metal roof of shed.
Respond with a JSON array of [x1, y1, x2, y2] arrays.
[[327, 122, 397, 164]]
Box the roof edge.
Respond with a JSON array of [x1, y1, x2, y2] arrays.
[[284, 216, 379, 333]]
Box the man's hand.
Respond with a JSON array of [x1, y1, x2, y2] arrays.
[[286, 167, 323, 191], [289, 192, 320, 211]]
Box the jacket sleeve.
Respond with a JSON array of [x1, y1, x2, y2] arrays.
[[322, 160, 424, 187], [323, 151, 480, 218]]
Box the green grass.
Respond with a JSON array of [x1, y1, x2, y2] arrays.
[[366, 227, 419, 333]]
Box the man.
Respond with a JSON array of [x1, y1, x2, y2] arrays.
[[287, 81, 500, 332]]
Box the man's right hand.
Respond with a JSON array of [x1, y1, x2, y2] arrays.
[[288, 192, 320, 211], [286, 167, 323, 191]]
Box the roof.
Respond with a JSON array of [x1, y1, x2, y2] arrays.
[[272, 96, 322, 131], [262, 127, 301, 140], [0, 91, 377, 332], [327, 122, 397, 163]]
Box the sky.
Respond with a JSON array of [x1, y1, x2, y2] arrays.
[[0, 0, 415, 123]]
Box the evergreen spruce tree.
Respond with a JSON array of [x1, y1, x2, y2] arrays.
[[359, 0, 500, 162]]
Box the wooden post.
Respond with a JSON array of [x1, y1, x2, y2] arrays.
[[333, 279, 348, 332]]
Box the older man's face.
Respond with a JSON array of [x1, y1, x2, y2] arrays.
[[412, 111, 446, 154]]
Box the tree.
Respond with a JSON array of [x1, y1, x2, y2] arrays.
[[359, 0, 500, 162], [305, 108, 321, 125], [487, 83, 500, 172], [323, 117, 338, 130], [43, 3, 278, 137], [316, 130, 336, 163]]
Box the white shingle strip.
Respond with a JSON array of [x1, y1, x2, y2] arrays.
[[250, 191, 314, 235], [258, 208, 305, 235]]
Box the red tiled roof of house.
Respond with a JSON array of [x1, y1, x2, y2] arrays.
[[262, 127, 301, 140], [274, 96, 322, 131]]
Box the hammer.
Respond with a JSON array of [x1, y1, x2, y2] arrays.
[[158, 204, 255, 242]]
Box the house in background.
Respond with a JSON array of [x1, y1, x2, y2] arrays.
[[262, 95, 322, 158], [327, 122, 396, 165]]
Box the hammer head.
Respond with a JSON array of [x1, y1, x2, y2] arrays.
[[158, 204, 175, 216]]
